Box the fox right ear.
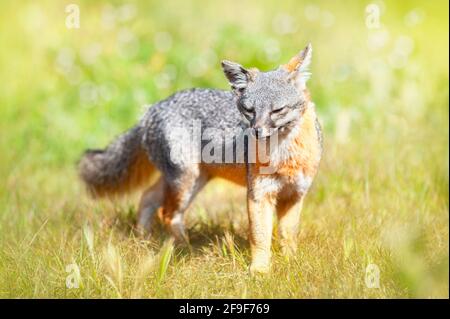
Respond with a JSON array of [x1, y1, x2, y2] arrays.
[[221, 60, 253, 94], [283, 43, 313, 90]]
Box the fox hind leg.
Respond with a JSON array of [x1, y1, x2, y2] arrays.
[[136, 178, 165, 237], [159, 171, 208, 243]]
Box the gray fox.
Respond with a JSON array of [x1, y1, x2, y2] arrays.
[[79, 43, 322, 273]]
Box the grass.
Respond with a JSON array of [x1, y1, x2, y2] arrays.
[[0, 0, 448, 298]]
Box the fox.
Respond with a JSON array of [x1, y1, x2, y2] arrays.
[[78, 43, 322, 273]]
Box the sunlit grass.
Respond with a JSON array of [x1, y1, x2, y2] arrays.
[[0, 0, 448, 298]]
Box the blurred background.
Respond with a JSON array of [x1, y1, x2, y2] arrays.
[[0, 0, 448, 298]]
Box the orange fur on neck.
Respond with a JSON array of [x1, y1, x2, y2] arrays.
[[276, 100, 321, 179]]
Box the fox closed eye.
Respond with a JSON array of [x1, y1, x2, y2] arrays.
[[238, 99, 255, 120], [238, 98, 253, 110], [241, 109, 255, 121], [271, 106, 288, 115]]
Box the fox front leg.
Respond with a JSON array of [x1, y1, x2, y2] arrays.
[[247, 177, 277, 274], [277, 195, 304, 256]]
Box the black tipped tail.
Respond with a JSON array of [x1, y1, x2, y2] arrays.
[[78, 126, 155, 197]]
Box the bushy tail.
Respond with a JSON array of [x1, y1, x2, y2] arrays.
[[78, 126, 155, 197]]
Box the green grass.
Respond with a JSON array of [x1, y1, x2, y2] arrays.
[[0, 0, 448, 298]]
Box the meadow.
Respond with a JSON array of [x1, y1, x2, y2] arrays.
[[0, 0, 448, 298]]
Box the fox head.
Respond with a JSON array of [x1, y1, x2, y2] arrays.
[[222, 43, 312, 139]]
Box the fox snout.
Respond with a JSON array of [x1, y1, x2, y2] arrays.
[[250, 115, 274, 139], [252, 126, 274, 139]]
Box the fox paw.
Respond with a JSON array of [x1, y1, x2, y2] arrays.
[[249, 263, 270, 275]]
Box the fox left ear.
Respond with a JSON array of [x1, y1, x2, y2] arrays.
[[283, 43, 312, 89], [221, 60, 258, 95]]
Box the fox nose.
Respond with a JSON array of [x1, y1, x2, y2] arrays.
[[254, 127, 261, 139], [253, 126, 270, 139]]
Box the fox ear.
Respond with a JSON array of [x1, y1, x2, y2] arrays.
[[283, 43, 312, 89], [221, 60, 252, 94]]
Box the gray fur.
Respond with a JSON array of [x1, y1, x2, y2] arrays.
[[140, 88, 243, 176]]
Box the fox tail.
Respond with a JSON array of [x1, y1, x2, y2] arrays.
[[78, 126, 154, 197]]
